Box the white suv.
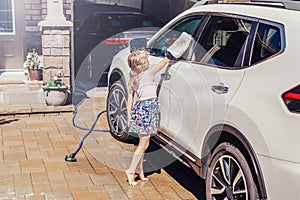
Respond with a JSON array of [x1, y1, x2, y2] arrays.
[[106, 1, 300, 199]]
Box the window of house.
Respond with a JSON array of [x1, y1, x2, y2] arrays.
[[0, 0, 14, 34], [251, 22, 282, 65]]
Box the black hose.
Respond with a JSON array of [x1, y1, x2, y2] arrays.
[[65, 94, 110, 162]]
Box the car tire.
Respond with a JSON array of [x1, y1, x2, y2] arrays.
[[106, 80, 130, 142], [206, 142, 259, 200]]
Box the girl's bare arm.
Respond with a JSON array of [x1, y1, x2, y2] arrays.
[[127, 92, 134, 122], [148, 57, 170, 76], [148, 32, 192, 76]]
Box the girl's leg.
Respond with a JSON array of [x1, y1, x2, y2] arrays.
[[126, 134, 150, 185], [136, 154, 148, 181]]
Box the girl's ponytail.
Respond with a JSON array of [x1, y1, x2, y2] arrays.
[[127, 50, 149, 93]]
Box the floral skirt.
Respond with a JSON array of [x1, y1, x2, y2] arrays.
[[128, 97, 160, 135]]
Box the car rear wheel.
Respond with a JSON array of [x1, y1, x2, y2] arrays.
[[107, 80, 129, 142], [206, 142, 259, 200]]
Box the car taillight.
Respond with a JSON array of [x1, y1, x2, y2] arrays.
[[100, 38, 130, 45], [281, 84, 300, 113]]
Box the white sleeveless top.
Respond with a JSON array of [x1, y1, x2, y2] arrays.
[[135, 70, 157, 100]]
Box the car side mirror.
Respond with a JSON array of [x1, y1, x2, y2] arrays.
[[130, 38, 147, 52]]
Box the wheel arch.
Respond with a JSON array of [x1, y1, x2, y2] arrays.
[[108, 68, 127, 92], [201, 124, 268, 200]]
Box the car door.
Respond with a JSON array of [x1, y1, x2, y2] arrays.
[[166, 15, 255, 157], [148, 15, 204, 132]]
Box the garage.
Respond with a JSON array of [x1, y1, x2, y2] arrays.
[[72, 0, 196, 90]]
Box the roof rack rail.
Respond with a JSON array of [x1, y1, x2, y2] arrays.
[[251, 0, 300, 11], [193, 0, 300, 11], [192, 0, 218, 7]]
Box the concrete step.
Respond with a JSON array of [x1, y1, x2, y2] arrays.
[[0, 81, 46, 105], [0, 71, 27, 83]]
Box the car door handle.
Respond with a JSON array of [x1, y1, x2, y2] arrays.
[[161, 72, 171, 80], [211, 83, 229, 94]]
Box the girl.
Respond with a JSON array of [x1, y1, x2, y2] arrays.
[[125, 32, 192, 185]]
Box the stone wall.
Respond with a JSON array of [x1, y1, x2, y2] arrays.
[[24, 0, 44, 54], [24, 0, 73, 90], [24, 0, 72, 56], [41, 27, 71, 86], [64, 0, 72, 21]]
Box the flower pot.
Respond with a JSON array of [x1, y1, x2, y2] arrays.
[[44, 87, 68, 106], [28, 68, 43, 81]]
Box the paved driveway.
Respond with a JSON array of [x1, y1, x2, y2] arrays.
[[0, 88, 205, 199]]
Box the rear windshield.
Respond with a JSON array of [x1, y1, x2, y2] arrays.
[[100, 13, 162, 32]]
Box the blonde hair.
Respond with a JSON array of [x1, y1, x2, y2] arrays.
[[127, 50, 149, 93]]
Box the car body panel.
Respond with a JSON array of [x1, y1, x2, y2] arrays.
[[228, 55, 300, 163], [165, 62, 246, 156], [149, 56, 172, 131], [108, 48, 131, 85], [257, 155, 300, 199]]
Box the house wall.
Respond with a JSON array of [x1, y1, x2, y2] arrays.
[[23, 0, 213, 61], [24, 0, 44, 54], [24, 0, 71, 57]]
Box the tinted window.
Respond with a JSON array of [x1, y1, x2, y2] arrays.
[[100, 14, 162, 33], [80, 13, 162, 34], [79, 15, 99, 33], [149, 16, 203, 57], [193, 16, 252, 67], [251, 23, 281, 65]]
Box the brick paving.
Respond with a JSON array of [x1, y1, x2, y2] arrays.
[[0, 88, 203, 200]]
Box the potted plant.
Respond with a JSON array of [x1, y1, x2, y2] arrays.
[[42, 68, 68, 106], [24, 49, 43, 81]]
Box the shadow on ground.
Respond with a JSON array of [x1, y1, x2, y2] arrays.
[[0, 118, 19, 125], [144, 141, 206, 199]]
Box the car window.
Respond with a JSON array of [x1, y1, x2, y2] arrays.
[[193, 16, 252, 68], [79, 14, 99, 33], [149, 16, 203, 57], [99, 14, 162, 33], [251, 23, 282, 65]]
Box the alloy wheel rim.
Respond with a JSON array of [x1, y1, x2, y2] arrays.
[[210, 155, 248, 200], [108, 88, 127, 136]]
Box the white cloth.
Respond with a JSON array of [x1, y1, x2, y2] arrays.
[[167, 32, 192, 58]]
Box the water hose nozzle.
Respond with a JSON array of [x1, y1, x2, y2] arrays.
[[65, 153, 77, 162]]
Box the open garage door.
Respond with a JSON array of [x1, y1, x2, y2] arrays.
[[72, 0, 196, 89]]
